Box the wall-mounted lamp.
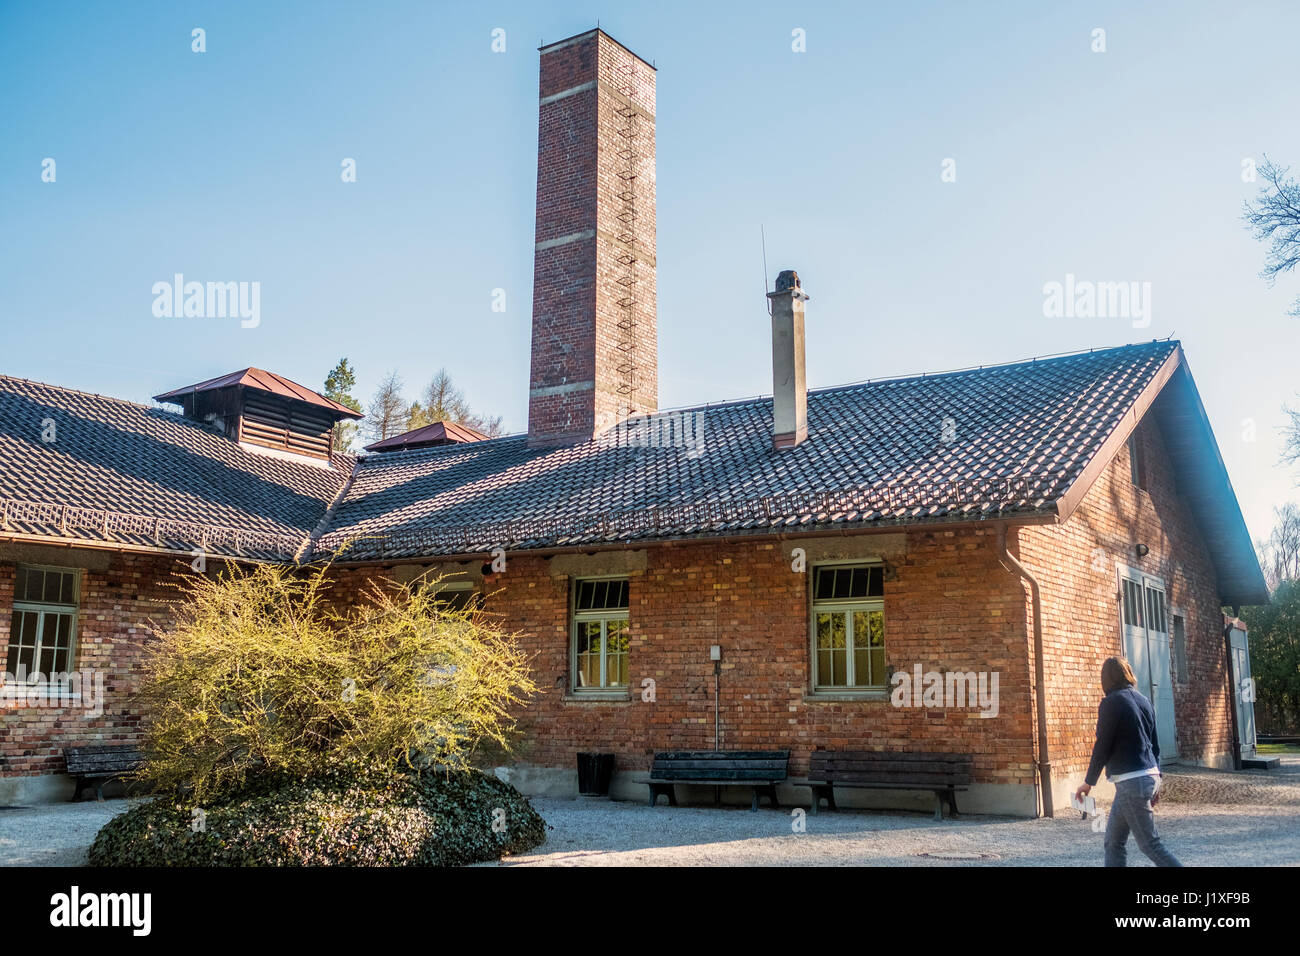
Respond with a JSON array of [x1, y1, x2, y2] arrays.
[[1134, 543, 1150, 559]]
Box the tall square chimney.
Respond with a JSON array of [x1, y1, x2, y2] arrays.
[[768, 269, 809, 449], [527, 29, 658, 448]]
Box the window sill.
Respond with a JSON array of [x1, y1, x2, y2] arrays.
[[563, 692, 632, 704], [803, 690, 889, 703]]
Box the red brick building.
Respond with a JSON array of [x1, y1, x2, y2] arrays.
[[0, 30, 1267, 814]]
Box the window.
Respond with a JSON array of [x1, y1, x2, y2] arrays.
[[811, 564, 885, 690], [6, 565, 79, 679], [571, 578, 630, 693], [431, 583, 480, 613], [1173, 615, 1188, 684], [409, 576, 480, 612], [1145, 585, 1167, 634], [1127, 432, 1147, 490], [1120, 577, 1145, 627]]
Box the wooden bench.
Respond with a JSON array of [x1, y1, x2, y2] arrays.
[[647, 751, 789, 812], [64, 746, 143, 802], [805, 751, 972, 820]]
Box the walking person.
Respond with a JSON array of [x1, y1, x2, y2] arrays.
[[1074, 656, 1182, 867]]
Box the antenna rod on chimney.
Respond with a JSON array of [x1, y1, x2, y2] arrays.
[[761, 225, 771, 316]]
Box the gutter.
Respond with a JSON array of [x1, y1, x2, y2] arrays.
[[996, 523, 1054, 817], [322, 512, 1058, 568], [0, 507, 1055, 569], [0, 532, 280, 565]]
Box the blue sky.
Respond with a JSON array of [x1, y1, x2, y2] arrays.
[[1, 0, 1297, 543]]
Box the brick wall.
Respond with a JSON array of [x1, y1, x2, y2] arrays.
[[1020, 412, 1235, 808], [331, 527, 1039, 790], [528, 30, 658, 446], [0, 408, 1236, 814], [0, 550, 181, 781]]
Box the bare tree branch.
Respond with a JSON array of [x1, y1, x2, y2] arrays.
[[1243, 156, 1300, 317], [407, 368, 504, 437], [1258, 503, 1300, 591], [365, 370, 410, 443]]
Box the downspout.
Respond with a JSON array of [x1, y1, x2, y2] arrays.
[[714, 659, 721, 751], [997, 524, 1054, 817], [1223, 608, 1242, 771]]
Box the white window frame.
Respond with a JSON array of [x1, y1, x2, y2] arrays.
[[6, 564, 80, 681], [570, 576, 630, 695], [1117, 563, 1167, 631], [809, 561, 885, 693]]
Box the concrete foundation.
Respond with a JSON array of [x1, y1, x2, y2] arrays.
[[495, 764, 1039, 817], [0, 773, 133, 806], [0, 773, 75, 805]]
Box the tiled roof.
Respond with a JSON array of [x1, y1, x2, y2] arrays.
[[0, 339, 1265, 602], [0, 342, 1185, 562], [0, 376, 350, 559], [317, 341, 1181, 559]]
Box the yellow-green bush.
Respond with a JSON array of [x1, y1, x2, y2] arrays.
[[135, 563, 536, 803]]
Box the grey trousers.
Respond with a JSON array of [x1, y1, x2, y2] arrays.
[[1104, 774, 1182, 867]]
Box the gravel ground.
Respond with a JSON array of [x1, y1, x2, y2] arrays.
[[4, 757, 1296, 867], [0, 800, 127, 866], [486, 756, 1300, 867]]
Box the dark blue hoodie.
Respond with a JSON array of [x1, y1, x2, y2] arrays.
[[1084, 685, 1161, 786]]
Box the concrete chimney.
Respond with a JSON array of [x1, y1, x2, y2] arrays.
[[767, 270, 809, 450]]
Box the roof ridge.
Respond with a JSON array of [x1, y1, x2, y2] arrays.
[[297, 459, 363, 562], [0, 371, 185, 416], [632, 339, 1181, 419], [350, 341, 1181, 454]]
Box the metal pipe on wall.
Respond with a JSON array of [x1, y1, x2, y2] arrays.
[[997, 524, 1055, 817]]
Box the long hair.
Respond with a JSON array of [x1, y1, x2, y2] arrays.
[[1101, 656, 1137, 694]]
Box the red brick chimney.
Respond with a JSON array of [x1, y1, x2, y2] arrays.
[[527, 29, 658, 448]]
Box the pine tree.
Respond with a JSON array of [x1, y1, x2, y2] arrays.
[[323, 358, 363, 453]]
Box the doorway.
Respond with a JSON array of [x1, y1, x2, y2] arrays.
[[1118, 566, 1179, 761], [1227, 621, 1256, 759]]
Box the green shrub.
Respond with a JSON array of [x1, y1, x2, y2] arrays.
[[88, 766, 547, 867]]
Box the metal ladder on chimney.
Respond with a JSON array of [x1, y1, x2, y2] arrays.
[[613, 61, 639, 425]]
